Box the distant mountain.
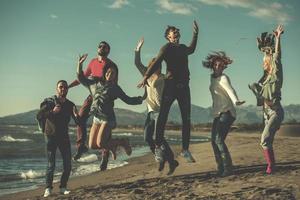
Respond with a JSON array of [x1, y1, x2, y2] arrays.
[[0, 104, 299, 125]]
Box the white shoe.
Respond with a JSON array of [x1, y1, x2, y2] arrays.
[[60, 187, 71, 195], [43, 188, 52, 197]]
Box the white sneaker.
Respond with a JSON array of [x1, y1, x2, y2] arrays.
[[60, 187, 71, 195], [43, 188, 52, 197]]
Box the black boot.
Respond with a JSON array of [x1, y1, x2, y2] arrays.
[[248, 83, 263, 106], [100, 150, 109, 171], [73, 145, 88, 161], [220, 152, 233, 177]]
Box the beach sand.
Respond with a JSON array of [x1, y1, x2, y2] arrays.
[[2, 131, 300, 200]]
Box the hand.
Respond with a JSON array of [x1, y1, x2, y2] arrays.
[[78, 54, 88, 65], [273, 24, 284, 38], [135, 37, 144, 51], [236, 100, 245, 106], [193, 20, 199, 35], [137, 76, 149, 88], [52, 104, 61, 114]]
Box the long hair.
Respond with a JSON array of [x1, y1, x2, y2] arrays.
[[202, 51, 233, 69]]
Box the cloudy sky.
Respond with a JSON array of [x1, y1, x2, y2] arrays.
[[0, 0, 299, 117]]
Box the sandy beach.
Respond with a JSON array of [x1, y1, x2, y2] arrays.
[[2, 130, 300, 200]]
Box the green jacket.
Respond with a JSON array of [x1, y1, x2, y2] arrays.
[[261, 52, 283, 103]]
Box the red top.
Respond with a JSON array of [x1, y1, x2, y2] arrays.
[[69, 58, 107, 88]]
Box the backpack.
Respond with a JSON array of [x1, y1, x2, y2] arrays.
[[36, 96, 57, 133]]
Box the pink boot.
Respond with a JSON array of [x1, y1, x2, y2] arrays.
[[263, 149, 275, 174]]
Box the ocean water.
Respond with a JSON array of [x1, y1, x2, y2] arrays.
[[0, 125, 209, 196]]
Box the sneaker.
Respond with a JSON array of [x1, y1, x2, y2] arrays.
[[73, 145, 88, 161], [121, 138, 132, 156], [43, 188, 52, 197], [60, 188, 71, 195], [167, 160, 179, 175], [154, 145, 165, 163], [180, 150, 196, 163]]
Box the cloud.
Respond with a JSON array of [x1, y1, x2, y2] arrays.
[[198, 0, 252, 8], [156, 0, 197, 15], [108, 0, 129, 9], [198, 0, 292, 24], [50, 14, 58, 19]]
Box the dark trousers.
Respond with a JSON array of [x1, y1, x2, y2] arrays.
[[155, 80, 191, 150], [211, 111, 235, 170], [144, 111, 159, 154], [45, 136, 71, 189], [76, 95, 93, 149]]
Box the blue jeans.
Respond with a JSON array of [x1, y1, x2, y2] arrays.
[[144, 111, 159, 154], [261, 104, 284, 149], [211, 111, 235, 170], [45, 135, 71, 189]]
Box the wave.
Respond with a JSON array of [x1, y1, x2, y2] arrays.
[[167, 137, 209, 142], [18, 125, 29, 129], [76, 154, 98, 163], [0, 169, 44, 182], [0, 135, 32, 142], [113, 132, 133, 137], [20, 170, 44, 179], [33, 130, 43, 134], [73, 161, 129, 176], [68, 131, 75, 135]]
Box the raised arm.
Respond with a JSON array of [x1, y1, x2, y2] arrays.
[[69, 61, 92, 88], [135, 38, 147, 76], [186, 20, 199, 55], [220, 75, 245, 106], [138, 45, 167, 88], [76, 54, 94, 88], [273, 24, 284, 60]]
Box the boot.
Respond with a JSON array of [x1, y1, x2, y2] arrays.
[[73, 145, 88, 161], [109, 140, 118, 160], [100, 149, 109, 171], [119, 138, 132, 156], [212, 144, 224, 175], [221, 153, 233, 177], [263, 149, 274, 174], [167, 160, 179, 175], [248, 83, 263, 106]]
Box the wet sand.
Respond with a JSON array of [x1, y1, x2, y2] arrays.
[[2, 131, 300, 200]]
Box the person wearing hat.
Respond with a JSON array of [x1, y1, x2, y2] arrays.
[[68, 41, 118, 170], [202, 51, 245, 176], [249, 25, 285, 174]]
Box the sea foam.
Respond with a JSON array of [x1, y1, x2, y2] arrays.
[[0, 135, 31, 142], [20, 170, 44, 179]]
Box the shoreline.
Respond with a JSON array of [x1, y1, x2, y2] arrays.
[[2, 132, 300, 200]]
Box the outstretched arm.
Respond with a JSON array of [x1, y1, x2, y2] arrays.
[[220, 75, 245, 106], [186, 20, 199, 55], [273, 24, 284, 60], [135, 38, 147, 76], [117, 86, 143, 105]]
